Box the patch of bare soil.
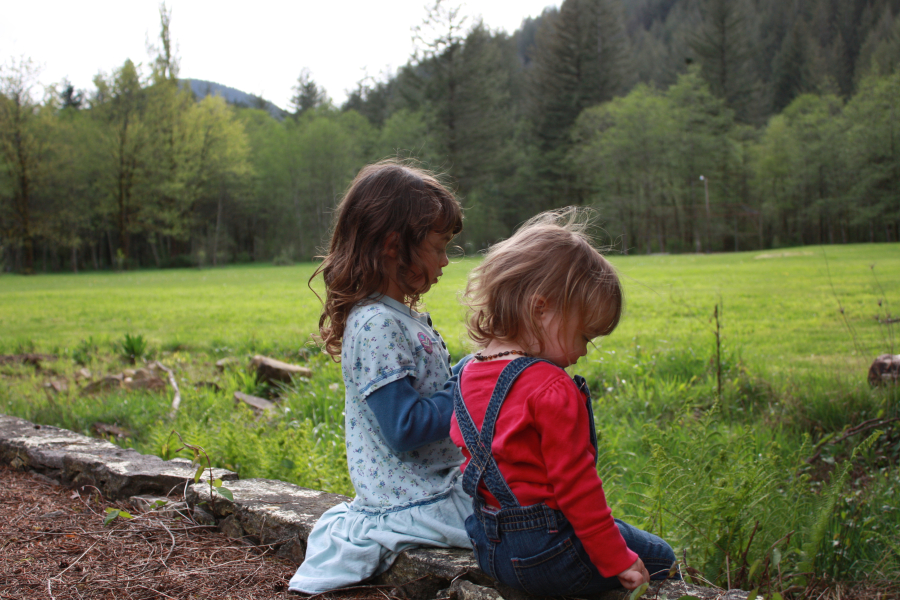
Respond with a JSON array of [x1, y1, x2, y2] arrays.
[[0, 465, 388, 600]]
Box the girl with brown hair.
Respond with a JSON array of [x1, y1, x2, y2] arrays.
[[289, 161, 472, 593]]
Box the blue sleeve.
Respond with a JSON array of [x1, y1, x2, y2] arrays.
[[452, 353, 474, 376], [366, 356, 471, 453]]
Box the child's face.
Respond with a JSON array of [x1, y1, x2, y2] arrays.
[[409, 229, 453, 293], [537, 310, 590, 368]]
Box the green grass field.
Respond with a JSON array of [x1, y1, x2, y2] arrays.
[[1, 243, 898, 595], [2, 244, 897, 376]]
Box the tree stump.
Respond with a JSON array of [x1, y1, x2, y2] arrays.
[[868, 354, 900, 386]]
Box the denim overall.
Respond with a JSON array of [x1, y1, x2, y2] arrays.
[[454, 357, 677, 596]]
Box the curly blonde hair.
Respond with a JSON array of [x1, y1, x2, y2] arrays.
[[463, 208, 622, 351], [310, 160, 462, 357]]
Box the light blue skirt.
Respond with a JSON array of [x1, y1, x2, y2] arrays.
[[288, 477, 472, 594]]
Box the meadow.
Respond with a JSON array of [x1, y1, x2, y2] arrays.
[[1, 243, 898, 598]]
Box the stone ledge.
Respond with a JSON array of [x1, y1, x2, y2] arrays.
[[187, 477, 351, 563], [0, 414, 236, 499], [0, 413, 745, 600]]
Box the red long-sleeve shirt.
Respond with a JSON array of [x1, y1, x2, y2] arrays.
[[449, 360, 638, 578]]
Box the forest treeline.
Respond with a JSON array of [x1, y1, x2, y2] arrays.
[[2, 0, 900, 273]]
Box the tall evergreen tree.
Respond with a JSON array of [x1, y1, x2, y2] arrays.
[[290, 70, 326, 117], [528, 0, 629, 206], [855, 6, 900, 81], [410, 0, 470, 174], [688, 0, 759, 122], [59, 79, 84, 110], [771, 20, 817, 113]]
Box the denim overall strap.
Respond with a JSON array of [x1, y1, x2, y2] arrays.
[[454, 357, 550, 509], [573, 375, 599, 460]]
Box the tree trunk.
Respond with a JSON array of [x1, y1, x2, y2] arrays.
[[149, 235, 162, 268], [107, 231, 116, 269], [213, 188, 223, 267]]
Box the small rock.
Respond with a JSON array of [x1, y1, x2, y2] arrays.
[[250, 355, 312, 385], [79, 368, 167, 395], [80, 374, 124, 396], [130, 495, 167, 511], [449, 580, 503, 600], [192, 506, 216, 525], [74, 368, 92, 380], [216, 357, 241, 372], [92, 422, 132, 439], [43, 380, 68, 393], [0, 353, 56, 368], [132, 367, 154, 380], [220, 514, 244, 539], [868, 354, 900, 386], [37, 510, 67, 519], [124, 372, 167, 392], [392, 573, 448, 599], [30, 471, 60, 486], [129, 495, 189, 518], [234, 391, 276, 414]]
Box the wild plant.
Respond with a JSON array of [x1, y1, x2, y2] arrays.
[[164, 430, 234, 509], [795, 431, 885, 585], [624, 403, 803, 593], [229, 368, 270, 398], [119, 333, 148, 364], [870, 264, 896, 355], [72, 336, 98, 366]]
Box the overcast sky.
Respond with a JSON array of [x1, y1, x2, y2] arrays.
[[2, 0, 556, 109]]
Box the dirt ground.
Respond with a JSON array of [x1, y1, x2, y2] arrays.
[[0, 465, 388, 600]]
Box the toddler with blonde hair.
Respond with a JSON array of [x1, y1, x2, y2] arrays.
[[450, 209, 677, 596]]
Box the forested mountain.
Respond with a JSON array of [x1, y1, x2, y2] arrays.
[[2, 0, 899, 273], [184, 79, 287, 120]]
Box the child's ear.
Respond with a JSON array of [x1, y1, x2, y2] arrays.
[[532, 295, 550, 317], [383, 232, 400, 259]]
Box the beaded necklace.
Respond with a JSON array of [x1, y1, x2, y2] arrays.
[[473, 349, 532, 361]]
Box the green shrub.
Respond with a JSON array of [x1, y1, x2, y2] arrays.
[[119, 333, 148, 364], [72, 337, 99, 366]]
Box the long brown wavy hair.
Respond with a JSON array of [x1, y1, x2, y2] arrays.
[[310, 160, 463, 358]]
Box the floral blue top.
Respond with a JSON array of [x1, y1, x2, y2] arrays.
[[341, 295, 464, 511]]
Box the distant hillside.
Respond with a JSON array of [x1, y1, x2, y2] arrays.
[[181, 79, 287, 120]]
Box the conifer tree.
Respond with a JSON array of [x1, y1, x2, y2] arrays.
[[771, 20, 817, 113], [528, 0, 629, 205], [290, 69, 326, 117], [855, 6, 900, 81], [688, 0, 759, 122]]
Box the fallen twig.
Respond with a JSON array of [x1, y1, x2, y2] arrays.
[[152, 361, 182, 418], [806, 417, 900, 464]]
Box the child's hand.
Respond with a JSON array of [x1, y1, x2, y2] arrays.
[[617, 558, 649, 590]]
